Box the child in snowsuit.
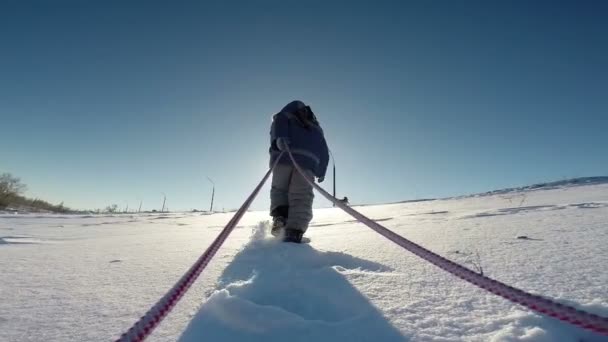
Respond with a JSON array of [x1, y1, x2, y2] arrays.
[[269, 100, 329, 243]]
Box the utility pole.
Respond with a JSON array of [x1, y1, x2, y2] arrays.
[[161, 193, 166, 213], [329, 149, 336, 206], [206, 177, 215, 213], [138, 200, 142, 213]]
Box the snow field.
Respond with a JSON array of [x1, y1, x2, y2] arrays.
[[1, 183, 607, 341]]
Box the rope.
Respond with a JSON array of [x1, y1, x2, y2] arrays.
[[286, 149, 608, 336], [114, 155, 283, 342]]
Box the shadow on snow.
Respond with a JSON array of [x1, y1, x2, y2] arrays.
[[179, 223, 407, 341]]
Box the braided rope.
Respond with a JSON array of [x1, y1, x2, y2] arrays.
[[287, 149, 608, 336], [115, 156, 282, 341]]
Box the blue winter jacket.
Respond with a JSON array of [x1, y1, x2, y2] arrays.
[[269, 101, 330, 178]]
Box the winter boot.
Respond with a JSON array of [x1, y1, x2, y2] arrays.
[[283, 228, 304, 243], [271, 216, 286, 237]]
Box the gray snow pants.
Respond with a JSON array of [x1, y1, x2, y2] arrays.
[[270, 163, 315, 232]]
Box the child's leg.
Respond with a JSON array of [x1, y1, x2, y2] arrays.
[[286, 168, 315, 233], [270, 164, 293, 219]]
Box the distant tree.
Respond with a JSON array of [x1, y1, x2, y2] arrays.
[[0, 173, 26, 196], [56, 201, 66, 213], [0, 173, 27, 208], [105, 204, 119, 213]]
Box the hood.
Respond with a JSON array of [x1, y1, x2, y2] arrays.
[[281, 100, 306, 114]]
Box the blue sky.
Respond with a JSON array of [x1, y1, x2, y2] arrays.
[[1, 1, 607, 211]]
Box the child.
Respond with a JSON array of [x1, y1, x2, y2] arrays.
[[269, 100, 329, 243]]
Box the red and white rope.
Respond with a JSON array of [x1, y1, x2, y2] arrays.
[[115, 156, 282, 342], [287, 149, 608, 336]]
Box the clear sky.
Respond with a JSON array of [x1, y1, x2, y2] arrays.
[[1, 1, 607, 212]]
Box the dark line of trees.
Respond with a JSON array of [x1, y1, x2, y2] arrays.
[[0, 172, 70, 213]]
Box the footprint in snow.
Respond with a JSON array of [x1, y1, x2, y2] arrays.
[[516, 235, 543, 241]]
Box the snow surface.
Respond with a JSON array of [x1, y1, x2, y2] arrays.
[[1, 183, 607, 341]]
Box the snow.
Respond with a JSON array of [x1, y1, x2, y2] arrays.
[[179, 222, 405, 341], [1, 183, 607, 341]]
